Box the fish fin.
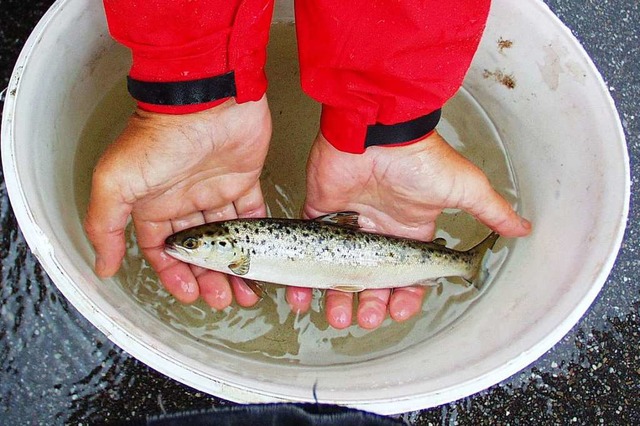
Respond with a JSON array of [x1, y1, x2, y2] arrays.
[[446, 276, 471, 287], [464, 232, 501, 287], [228, 254, 251, 276], [313, 212, 361, 229], [330, 284, 366, 293], [432, 238, 448, 247], [244, 278, 265, 298], [414, 279, 440, 287]]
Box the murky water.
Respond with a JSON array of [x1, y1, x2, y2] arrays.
[[73, 23, 517, 366]]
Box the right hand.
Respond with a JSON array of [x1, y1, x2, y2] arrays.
[[287, 131, 531, 329], [84, 96, 271, 309]]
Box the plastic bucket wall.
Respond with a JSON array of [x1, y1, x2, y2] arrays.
[[1, 0, 629, 415]]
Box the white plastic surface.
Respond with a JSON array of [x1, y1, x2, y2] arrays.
[[1, 0, 629, 415]]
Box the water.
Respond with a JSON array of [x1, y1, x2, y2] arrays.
[[73, 23, 518, 366]]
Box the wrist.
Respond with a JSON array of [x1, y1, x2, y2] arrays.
[[129, 68, 267, 115], [128, 72, 238, 115], [320, 105, 442, 154], [132, 98, 240, 125]]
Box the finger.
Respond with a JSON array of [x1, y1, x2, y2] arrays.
[[286, 286, 314, 314], [357, 289, 391, 329], [84, 176, 133, 277], [136, 212, 205, 304], [229, 276, 261, 307], [389, 286, 427, 322], [300, 209, 352, 322], [301, 205, 324, 221], [234, 183, 267, 219], [136, 210, 204, 269], [196, 270, 234, 310], [206, 196, 266, 307], [134, 216, 202, 303], [420, 221, 437, 242], [155, 264, 201, 304], [170, 211, 207, 231], [198, 203, 242, 308], [463, 180, 532, 238], [368, 212, 437, 242], [203, 203, 237, 223], [325, 290, 354, 329]]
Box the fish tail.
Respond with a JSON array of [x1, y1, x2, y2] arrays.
[[463, 232, 500, 285]]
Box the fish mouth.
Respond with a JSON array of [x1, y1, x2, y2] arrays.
[[164, 244, 186, 261]]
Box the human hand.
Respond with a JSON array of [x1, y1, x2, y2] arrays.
[[286, 131, 531, 329], [84, 96, 271, 309]]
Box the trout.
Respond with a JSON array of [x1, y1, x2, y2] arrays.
[[164, 212, 499, 292]]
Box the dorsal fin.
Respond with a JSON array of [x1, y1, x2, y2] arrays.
[[313, 211, 360, 229]]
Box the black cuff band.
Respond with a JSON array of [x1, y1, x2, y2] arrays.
[[364, 108, 442, 148], [126, 71, 237, 106]]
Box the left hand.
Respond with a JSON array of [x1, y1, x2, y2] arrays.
[[286, 131, 531, 329], [84, 97, 271, 309]]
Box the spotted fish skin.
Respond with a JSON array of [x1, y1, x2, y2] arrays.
[[164, 212, 499, 291]]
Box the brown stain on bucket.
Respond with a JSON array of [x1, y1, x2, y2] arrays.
[[483, 69, 517, 89], [498, 37, 514, 53]]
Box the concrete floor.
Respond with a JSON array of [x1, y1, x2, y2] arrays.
[[1, 0, 638, 423]]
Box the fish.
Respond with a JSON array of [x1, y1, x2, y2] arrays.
[[164, 212, 500, 293]]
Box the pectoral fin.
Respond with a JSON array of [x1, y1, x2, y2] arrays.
[[330, 284, 366, 293], [228, 254, 250, 276], [314, 212, 360, 229], [414, 279, 440, 287]]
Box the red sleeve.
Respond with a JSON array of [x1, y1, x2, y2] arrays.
[[102, 0, 274, 114], [295, 1, 491, 154]]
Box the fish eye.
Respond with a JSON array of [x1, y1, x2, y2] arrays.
[[183, 238, 199, 250]]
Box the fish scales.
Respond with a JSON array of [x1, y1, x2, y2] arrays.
[[228, 219, 459, 267], [164, 213, 499, 291]]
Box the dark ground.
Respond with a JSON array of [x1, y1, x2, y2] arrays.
[[1, 0, 639, 424]]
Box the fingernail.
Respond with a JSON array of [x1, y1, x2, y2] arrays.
[[392, 308, 410, 322], [520, 217, 532, 230], [211, 286, 229, 301], [359, 307, 384, 329], [180, 279, 199, 296], [292, 289, 311, 304], [331, 306, 352, 329]]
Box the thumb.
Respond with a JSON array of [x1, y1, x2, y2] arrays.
[[83, 176, 133, 277], [462, 179, 532, 237]]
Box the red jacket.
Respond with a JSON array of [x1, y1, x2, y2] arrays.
[[103, 0, 490, 154]]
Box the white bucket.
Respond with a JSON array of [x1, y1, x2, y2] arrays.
[[1, 0, 629, 415]]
